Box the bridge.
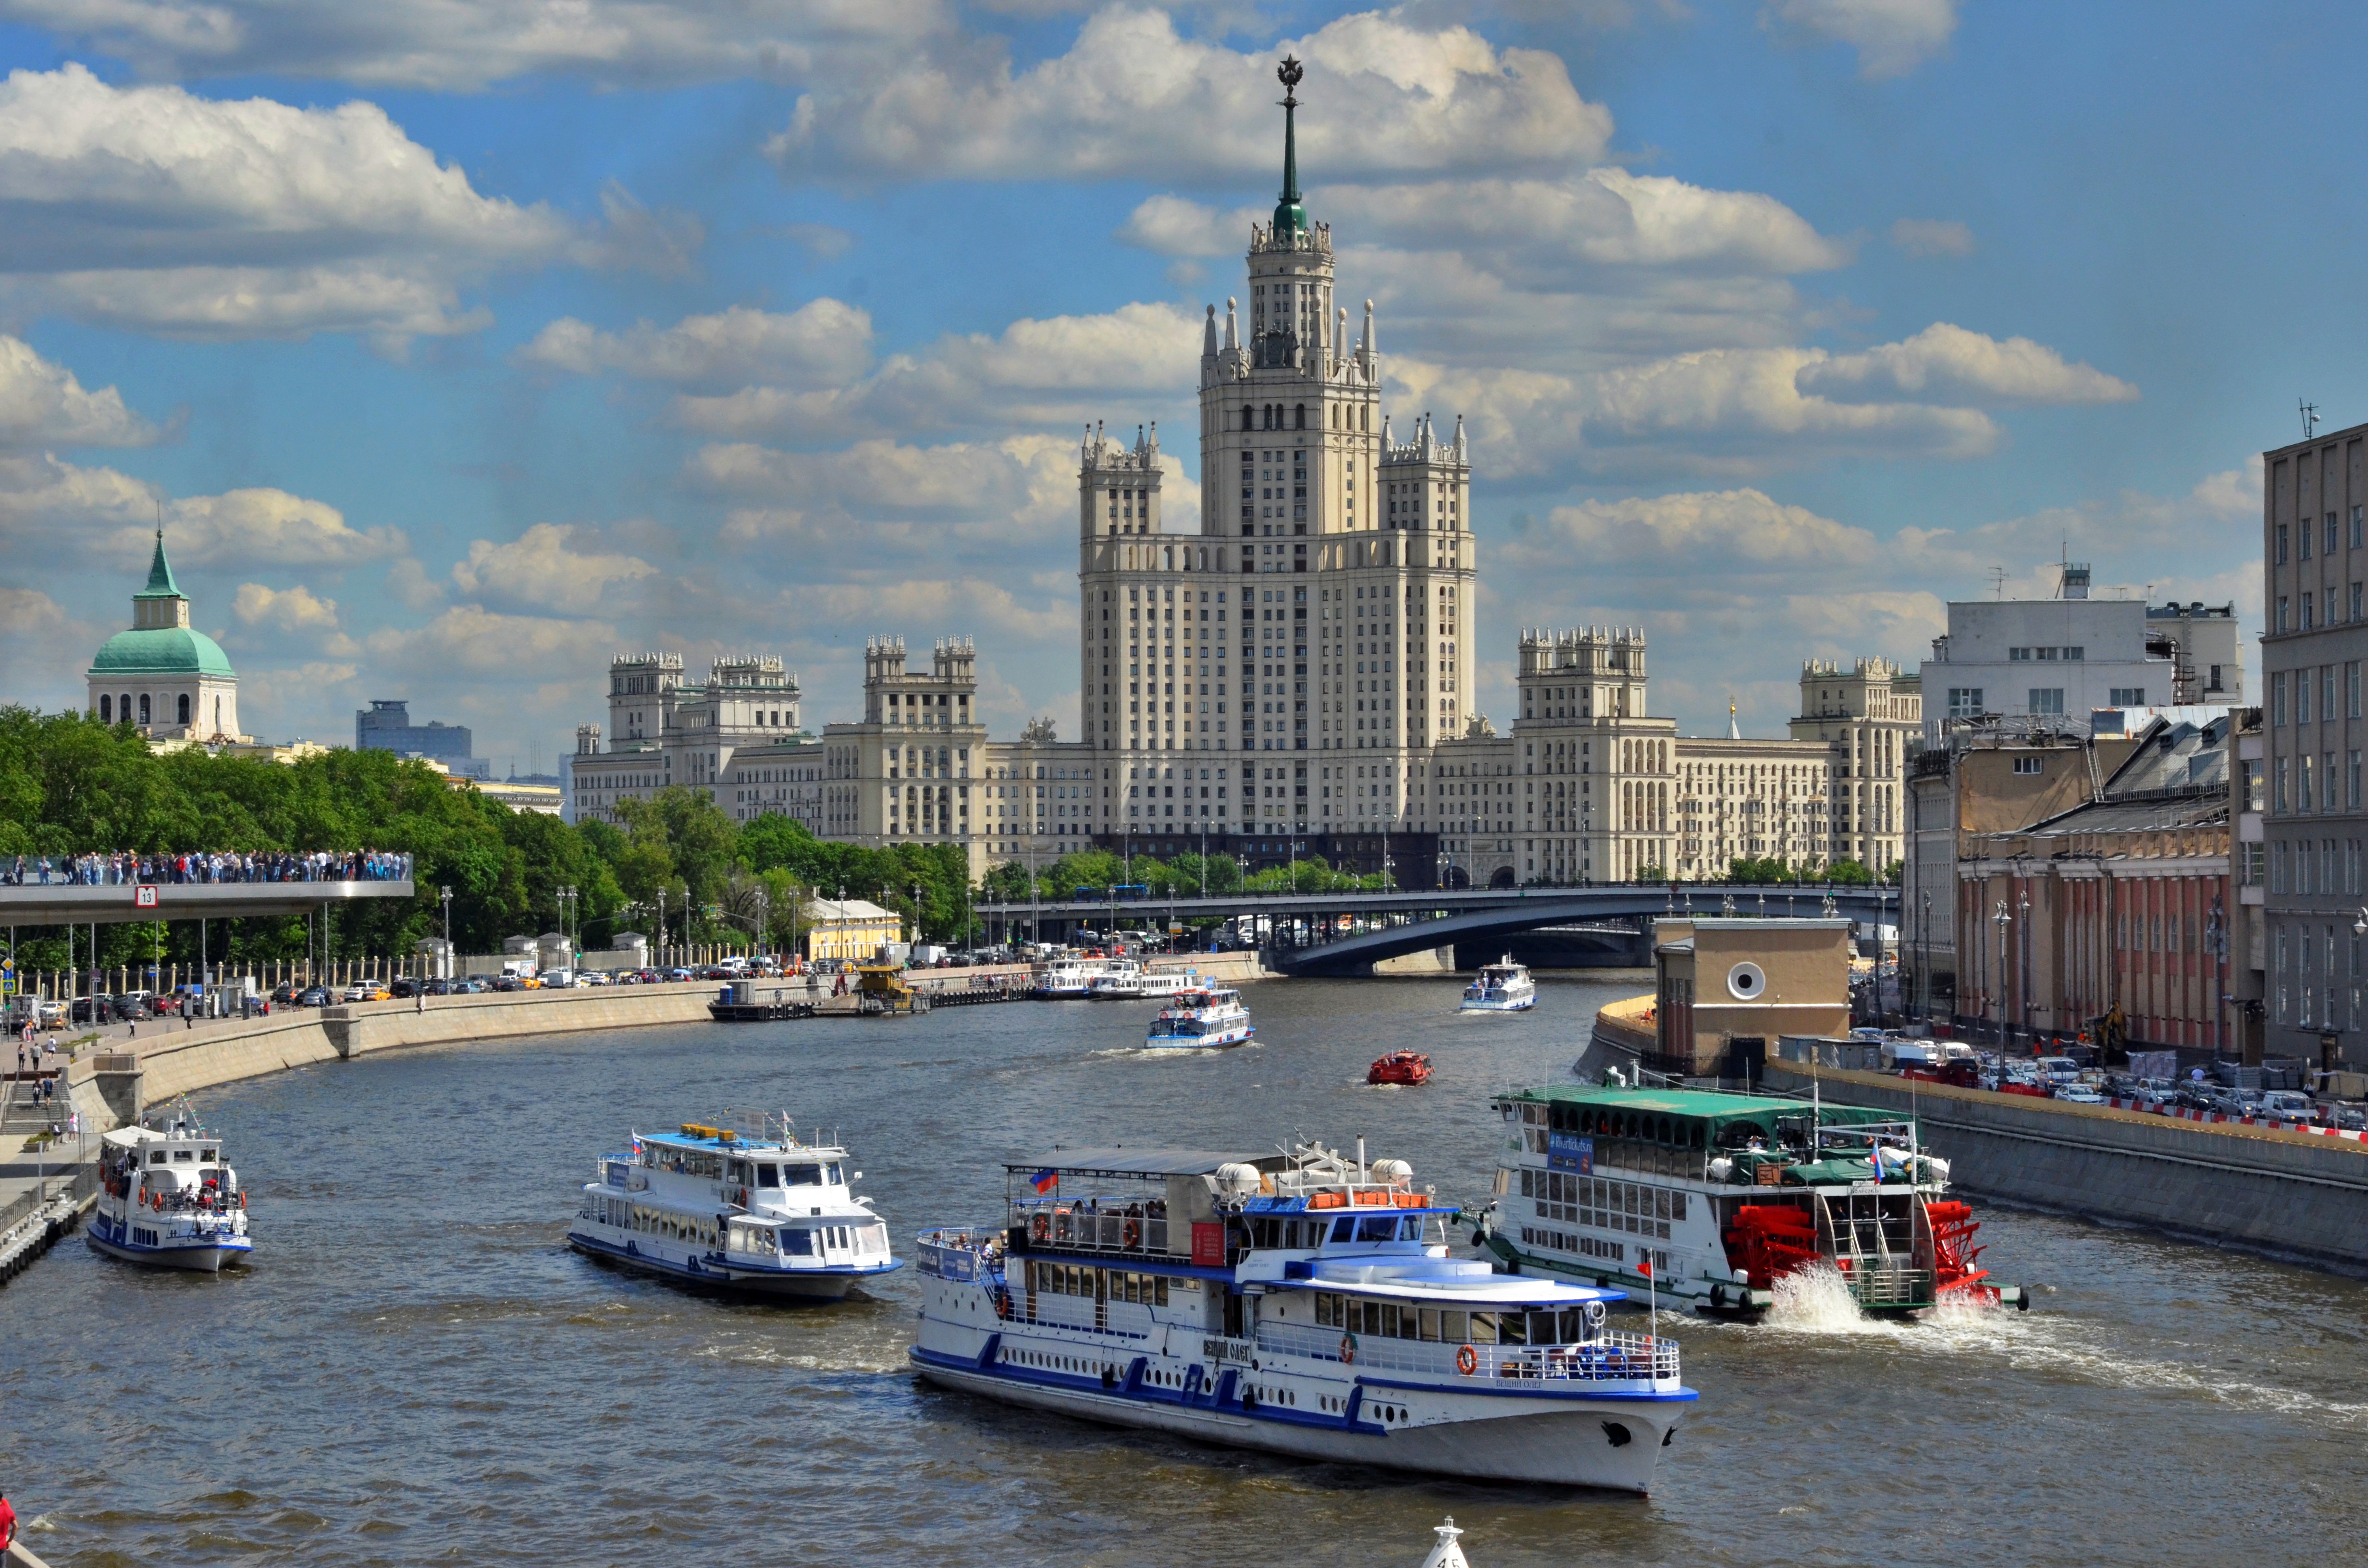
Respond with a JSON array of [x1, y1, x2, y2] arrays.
[[0, 877, 417, 929], [978, 884, 1899, 977]]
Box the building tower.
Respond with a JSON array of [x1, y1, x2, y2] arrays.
[[1790, 656, 1922, 874], [1076, 57, 1475, 848], [87, 528, 246, 743]]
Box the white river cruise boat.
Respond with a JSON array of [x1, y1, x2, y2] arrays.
[[568, 1120, 900, 1299], [1037, 954, 1111, 998], [911, 1143, 1692, 1492], [90, 1117, 252, 1273], [1461, 957, 1536, 1013], [1476, 1085, 2027, 1316], [1090, 965, 1196, 1002], [1144, 985, 1254, 1051]]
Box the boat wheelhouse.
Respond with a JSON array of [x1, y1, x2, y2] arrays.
[[1144, 985, 1254, 1051], [1462, 957, 1536, 1013], [568, 1120, 900, 1299], [90, 1118, 251, 1273], [910, 1142, 1691, 1491], [1478, 1085, 2025, 1315]]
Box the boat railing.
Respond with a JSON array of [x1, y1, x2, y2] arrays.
[[915, 1226, 1003, 1284], [1013, 1204, 1171, 1257], [1254, 1321, 1680, 1386]]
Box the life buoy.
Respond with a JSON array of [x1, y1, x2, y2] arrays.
[[1339, 1333, 1357, 1365], [1456, 1343, 1479, 1376], [737, 1187, 749, 1208], [239, 1191, 247, 1211], [994, 1290, 1011, 1320], [1123, 1218, 1142, 1249], [1031, 1213, 1050, 1243]]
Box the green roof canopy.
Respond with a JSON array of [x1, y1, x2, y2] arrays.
[[1501, 1084, 1899, 1146], [88, 626, 234, 678]]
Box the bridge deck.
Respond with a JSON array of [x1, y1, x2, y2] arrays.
[[0, 879, 416, 926]]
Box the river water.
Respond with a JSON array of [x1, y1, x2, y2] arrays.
[[4, 978, 2366, 1567]]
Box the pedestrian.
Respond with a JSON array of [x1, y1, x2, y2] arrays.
[[0, 1488, 16, 1554]]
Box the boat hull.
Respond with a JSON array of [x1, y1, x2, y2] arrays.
[[1144, 1024, 1255, 1052], [567, 1227, 898, 1300], [911, 1348, 1673, 1492], [1461, 995, 1536, 1013], [87, 1224, 250, 1274]]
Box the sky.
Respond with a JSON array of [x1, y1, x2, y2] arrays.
[[0, 0, 2346, 770]]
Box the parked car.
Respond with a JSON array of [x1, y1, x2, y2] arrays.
[[298, 986, 332, 1007], [390, 977, 419, 998]]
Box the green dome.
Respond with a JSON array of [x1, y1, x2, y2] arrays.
[[88, 625, 235, 678]]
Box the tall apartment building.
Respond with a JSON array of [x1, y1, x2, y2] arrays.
[[1789, 657, 1922, 872], [356, 698, 482, 778], [2259, 420, 2368, 1066], [1920, 564, 2243, 747], [1075, 69, 1475, 866]]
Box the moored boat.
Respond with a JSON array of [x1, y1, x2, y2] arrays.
[[1144, 984, 1254, 1050], [1037, 953, 1111, 999], [568, 1119, 900, 1299], [1089, 964, 1196, 1002], [910, 1142, 1692, 1491], [90, 1116, 252, 1273], [1475, 1084, 2027, 1316], [1368, 1051, 1433, 1086], [1461, 957, 1536, 1013]]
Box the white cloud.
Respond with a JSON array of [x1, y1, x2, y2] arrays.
[[1115, 195, 1266, 258], [363, 604, 620, 678], [0, 0, 950, 91], [0, 453, 407, 577], [1763, 0, 1958, 80], [1889, 217, 1973, 257], [768, 7, 1612, 181], [233, 581, 341, 632], [0, 334, 158, 449], [450, 522, 660, 614], [520, 300, 873, 392], [0, 64, 573, 340], [1797, 323, 2138, 406], [2192, 457, 2261, 520]]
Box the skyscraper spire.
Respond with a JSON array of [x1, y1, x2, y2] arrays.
[[1272, 56, 1307, 241]]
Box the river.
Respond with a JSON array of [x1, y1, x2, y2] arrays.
[[3, 977, 2365, 1566]]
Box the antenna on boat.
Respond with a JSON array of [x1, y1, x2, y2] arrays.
[[1357, 1136, 1367, 1183]]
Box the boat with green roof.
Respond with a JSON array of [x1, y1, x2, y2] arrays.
[[1473, 1081, 2027, 1316]]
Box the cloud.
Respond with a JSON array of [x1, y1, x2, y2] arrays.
[[767, 7, 1613, 182], [450, 522, 660, 614], [233, 581, 341, 632], [2192, 459, 2261, 520], [0, 451, 407, 567], [578, 180, 706, 278], [1763, 0, 1958, 80], [0, 584, 103, 712], [0, 63, 573, 340], [1516, 487, 1878, 572], [0, 334, 159, 449], [519, 300, 873, 392], [363, 604, 621, 678], [1115, 195, 1266, 258], [0, 0, 950, 91], [1889, 217, 1973, 257], [1797, 323, 2138, 406]]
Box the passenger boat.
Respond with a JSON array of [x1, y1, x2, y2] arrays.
[[90, 1117, 252, 1272], [1089, 965, 1196, 1002], [910, 1143, 1692, 1492], [1037, 954, 1110, 999], [1461, 957, 1536, 1013], [568, 1120, 900, 1299], [1368, 1051, 1433, 1087], [1475, 1085, 2027, 1315], [1143, 985, 1254, 1051]]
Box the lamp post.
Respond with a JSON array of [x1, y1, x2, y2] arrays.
[[2018, 888, 2032, 1045], [1918, 891, 1931, 1023], [440, 884, 453, 981], [656, 885, 668, 968], [1992, 898, 2013, 1048]]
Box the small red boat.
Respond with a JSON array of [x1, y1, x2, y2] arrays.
[[1367, 1050, 1432, 1086]]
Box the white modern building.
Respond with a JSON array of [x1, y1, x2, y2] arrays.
[[1919, 564, 2244, 746]]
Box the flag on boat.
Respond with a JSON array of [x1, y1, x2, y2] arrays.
[[1869, 1142, 1887, 1181], [1030, 1167, 1059, 1194], [1637, 1254, 1652, 1279]]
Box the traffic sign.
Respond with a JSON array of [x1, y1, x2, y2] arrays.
[[135, 885, 159, 907]]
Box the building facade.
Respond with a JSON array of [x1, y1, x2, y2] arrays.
[[357, 698, 482, 777], [86, 531, 247, 745], [803, 898, 903, 963], [570, 651, 812, 826], [1790, 657, 1921, 872], [2259, 420, 2368, 1066], [1920, 564, 2244, 747]]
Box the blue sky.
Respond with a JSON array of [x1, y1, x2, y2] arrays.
[[0, 1, 2343, 768]]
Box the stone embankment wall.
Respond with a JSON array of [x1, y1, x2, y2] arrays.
[[1760, 1061, 2368, 1270]]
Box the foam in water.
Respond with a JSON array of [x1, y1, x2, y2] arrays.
[[1764, 1262, 1884, 1334]]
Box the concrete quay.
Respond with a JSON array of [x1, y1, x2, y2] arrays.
[[1759, 1060, 2368, 1271]]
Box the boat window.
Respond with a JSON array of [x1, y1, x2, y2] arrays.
[[1331, 1216, 1357, 1243], [151, 1152, 167, 1164], [1355, 1215, 1397, 1242], [1558, 1307, 1587, 1342], [1397, 1215, 1424, 1240], [1528, 1311, 1561, 1345], [756, 1164, 781, 1188], [1467, 1311, 1497, 1344], [173, 1150, 195, 1162], [826, 1164, 845, 1185], [201, 1149, 217, 1163], [783, 1227, 814, 1256], [1439, 1309, 1468, 1342], [1497, 1311, 1529, 1346], [783, 1163, 820, 1186]]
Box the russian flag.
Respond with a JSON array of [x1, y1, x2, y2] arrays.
[[1030, 1167, 1059, 1194]]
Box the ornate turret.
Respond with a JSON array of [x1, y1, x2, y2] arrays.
[[1272, 56, 1307, 242]]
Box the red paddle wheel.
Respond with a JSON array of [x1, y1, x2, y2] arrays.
[[1722, 1204, 1821, 1291], [1925, 1200, 1998, 1302]]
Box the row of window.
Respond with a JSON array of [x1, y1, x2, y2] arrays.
[[2268, 838, 2366, 895], [2270, 664, 2364, 727], [2273, 505, 2365, 564], [2269, 754, 2364, 815], [2274, 584, 2366, 631], [1519, 1169, 1684, 1240], [1309, 1293, 1593, 1348], [2007, 646, 2086, 661]]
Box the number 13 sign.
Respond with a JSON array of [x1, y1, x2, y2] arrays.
[[135, 885, 159, 908]]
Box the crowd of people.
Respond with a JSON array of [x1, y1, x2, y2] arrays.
[[3, 849, 413, 886]]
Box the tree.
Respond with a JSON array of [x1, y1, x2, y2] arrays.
[[1827, 858, 1875, 886]]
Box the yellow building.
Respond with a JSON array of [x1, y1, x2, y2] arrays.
[[804, 898, 904, 963]]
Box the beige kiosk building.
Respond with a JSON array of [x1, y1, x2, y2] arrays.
[[1650, 918, 1854, 1079]]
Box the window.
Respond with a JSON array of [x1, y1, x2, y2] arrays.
[[2305, 592, 2316, 629], [2009, 647, 2032, 662], [2352, 663, 2363, 720], [2303, 522, 2313, 560], [2278, 597, 2290, 632], [1947, 687, 1984, 718], [2299, 671, 2314, 725], [2109, 687, 2146, 706], [2353, 753, 2363, 813], [2273, 672, 2288, 726], [2279, 524, 2290, 563], [2303, 754, 2316, 812], [2353, 505, 2363, 549], [2013, 757, 2042, 775], [2028, 688, 2065, 715], [2332, 513, 2343, 555], [2276, 758, 2290, 814], [2064, 646, 2085, 661]]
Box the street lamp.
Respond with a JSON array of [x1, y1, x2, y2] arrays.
[[440, 884, 454, 980], [1992, 899, 2013, 1049], [2017, 889, 2031, 1044]]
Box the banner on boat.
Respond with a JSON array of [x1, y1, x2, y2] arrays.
[[1548, 1132, 1594, 1175]]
